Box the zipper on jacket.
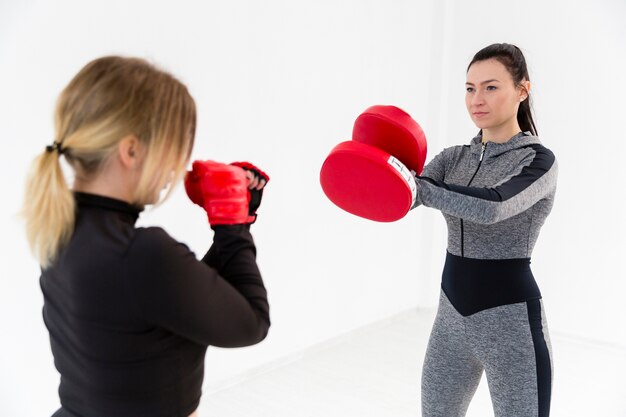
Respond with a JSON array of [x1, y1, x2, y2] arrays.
[[460, 142, 486, 257]]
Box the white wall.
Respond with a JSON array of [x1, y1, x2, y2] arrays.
[[1, 0, 624, 416], [0, 1, 439, 415]]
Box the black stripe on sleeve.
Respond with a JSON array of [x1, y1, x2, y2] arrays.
[[419, 144, 555, 202]]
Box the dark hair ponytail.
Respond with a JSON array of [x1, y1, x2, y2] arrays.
[[468, 43, 537, 136]]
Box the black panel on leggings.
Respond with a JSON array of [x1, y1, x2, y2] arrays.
[[40, 192, 270, 417], [527, 299, 552, 417], [441, 251, 541, 316]]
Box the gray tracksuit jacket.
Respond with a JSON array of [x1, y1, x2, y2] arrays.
[[414, 131, 558, 260]]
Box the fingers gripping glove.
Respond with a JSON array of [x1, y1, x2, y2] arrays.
[[230, 161, 270, 223], [185, 160, 255, 226]]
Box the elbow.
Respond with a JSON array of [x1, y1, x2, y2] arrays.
[[244, 322, 270, 347], [220, 318, 269, 348], [251, 315, 271, 344], [240, 312, 271, 346], [258, 321, 270, 343], [215, 310, 270, 348]]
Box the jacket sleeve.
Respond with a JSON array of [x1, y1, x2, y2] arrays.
[[411, 148, 449, 209], [416, 144, 558, 224], [126, 224, 270, 348]]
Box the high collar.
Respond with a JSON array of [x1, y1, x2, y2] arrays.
[[74, 191, 142, 222], [469, 131, 542, 159]]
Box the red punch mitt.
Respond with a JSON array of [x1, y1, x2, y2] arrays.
[[353, 105, 427, 174], [320, 105, 427, 222]]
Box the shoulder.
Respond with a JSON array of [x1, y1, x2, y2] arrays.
[[523, 139, 558, 170], [132, 226, 179, 250], [430, 143, 467, 160], [446, 144, 471, 155], [518, 134, 556, 157], [513, 138, 559, 186], [437, 143, 472, 166], [128, 227, 196, 270]]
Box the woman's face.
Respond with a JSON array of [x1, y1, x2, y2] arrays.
[[465, 59, 528, 131]]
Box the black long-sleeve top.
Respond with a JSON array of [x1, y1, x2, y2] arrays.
[[40, 192, 270, 417]]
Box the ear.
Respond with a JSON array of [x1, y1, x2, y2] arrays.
[[117, 135, 141, 168], [519, 80, 531, 102]]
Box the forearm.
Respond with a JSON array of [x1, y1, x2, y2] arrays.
[[416, 161, 558, 224], [202, 225, 270, 344]]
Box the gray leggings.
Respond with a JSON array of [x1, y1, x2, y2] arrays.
[[422, 291, 553, 417]]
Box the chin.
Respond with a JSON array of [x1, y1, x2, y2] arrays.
[[474, 120, 499, 131]]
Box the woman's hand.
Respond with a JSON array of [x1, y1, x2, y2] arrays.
[[230, 162, 270, 223], [243, 168, 267, 190]]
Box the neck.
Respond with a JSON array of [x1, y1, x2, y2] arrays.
[[481, 119, 523, 144], [71, 154, 142, 203], [72, 174, 135, 204]]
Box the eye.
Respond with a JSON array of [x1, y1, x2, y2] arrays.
[[486, 85, 497, 91], [466, 87, 475, 93]]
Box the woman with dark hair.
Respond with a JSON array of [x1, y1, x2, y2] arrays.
[[414, 43, 557, 416], [23, 56, 270, 417]]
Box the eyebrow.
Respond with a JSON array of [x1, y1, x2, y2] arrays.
[[466, 79, 501, 86]]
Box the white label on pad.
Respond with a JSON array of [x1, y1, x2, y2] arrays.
[[387, 156, 417, 208]]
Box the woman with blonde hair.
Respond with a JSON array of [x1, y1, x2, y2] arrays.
[[23, 56, 270, 417]]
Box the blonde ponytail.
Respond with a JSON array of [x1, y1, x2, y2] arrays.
[[23, 146, 75, 268], [22, 56, 196, 268]]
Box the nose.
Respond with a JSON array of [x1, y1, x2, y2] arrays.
[[470, 90, 485, 107]]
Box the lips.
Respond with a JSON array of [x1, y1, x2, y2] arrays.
[[473, 112, 489, 118]]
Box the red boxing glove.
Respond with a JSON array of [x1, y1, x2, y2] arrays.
[[185, 160, 255, 226], [230, 161, 270, 223], [230, 162, 270, 184]]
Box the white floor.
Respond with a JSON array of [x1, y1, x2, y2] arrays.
[[199, 308, 626, 417]]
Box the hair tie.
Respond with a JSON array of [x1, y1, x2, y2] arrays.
[[46, 142, 66, 155]]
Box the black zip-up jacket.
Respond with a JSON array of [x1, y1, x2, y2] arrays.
[[40, 192, 270, 417]]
